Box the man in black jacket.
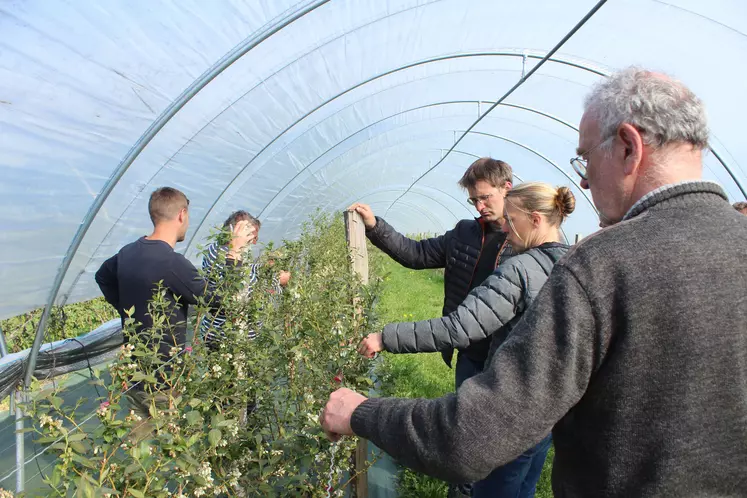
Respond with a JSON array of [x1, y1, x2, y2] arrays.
[[349, 158, 514, 389]]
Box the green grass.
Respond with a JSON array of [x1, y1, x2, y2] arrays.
[[372, 249, 554, 498]]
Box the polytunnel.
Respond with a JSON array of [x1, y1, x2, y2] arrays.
[[0, 0, 746, 493], [2, 0, 747, 326]]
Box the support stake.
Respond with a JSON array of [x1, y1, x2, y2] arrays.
[[344, 210, 369, 498]]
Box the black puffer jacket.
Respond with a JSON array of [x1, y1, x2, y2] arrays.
[[366, 216, 515, 366], [380, 243, 569, 362]]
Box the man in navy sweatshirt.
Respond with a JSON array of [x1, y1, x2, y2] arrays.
[[95, 187, 251, 369]]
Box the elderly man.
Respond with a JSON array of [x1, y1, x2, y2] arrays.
[[321, 67, 747, 497]]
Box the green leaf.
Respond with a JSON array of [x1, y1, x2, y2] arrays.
[[188, 398, 201, 408], [50, 396, 64, 410], [208, 428, 221, 447], [128, 489, 145, 498], [124, 462, 139, 476], [68, 433, 87, 442], [70, 441, 87, 454], [50, 465, 62, 487], [185, 410, 202, 426], [188, 434, 201, 447], [71, 453, 96, 469]]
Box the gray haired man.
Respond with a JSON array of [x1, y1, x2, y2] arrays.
[[321, 68, 747, 497]]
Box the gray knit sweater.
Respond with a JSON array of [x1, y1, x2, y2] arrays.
[[351, 182, 747, 497]]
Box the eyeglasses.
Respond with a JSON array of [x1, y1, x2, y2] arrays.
[[570, 137, 612, 180], [467, 193, 494, 206]]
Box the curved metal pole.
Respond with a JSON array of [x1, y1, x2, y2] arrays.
[[260, 107, 573, 229], [185, 51, 611, 250], [254, 101, 579, 225], [710, 148, 747, 199], [275, 145, 481, 230], [334, 186, 474, 219], [0, 325, 8, 358], [313, 151, 488, 217], [326, 161, 525, 218], [305, 126, 596, 219], [370, 198, 450, 234], [385, 0, 610, 216], [78, 0, 448, 270], [459, 130, 597, 213], [254, 102, 477, 215], [384, 190, 461, 224], [23, 0, 332, 389], [188, 97, 581, 250]]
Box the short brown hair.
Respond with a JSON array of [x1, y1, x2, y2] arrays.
[[222, 210, 261, 230], [733, 201, 747, 213], [458, 158, 513, 190], [148, 187, 189, 225]]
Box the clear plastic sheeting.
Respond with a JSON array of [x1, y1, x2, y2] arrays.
[[1, 0, 745, 319], [0, 319, 122, 400]]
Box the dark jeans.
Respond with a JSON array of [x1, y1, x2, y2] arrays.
[[455, 351, 485, 389], [455, 352, 551, 498], [472, 434, 552, 498]]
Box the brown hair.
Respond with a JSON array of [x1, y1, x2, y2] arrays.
[[222, 210, 261, 230], [506, 182, 576, 226], [148, 187, 189, 225], [458, 157, 513, 190], [733, 201, 747, 213]]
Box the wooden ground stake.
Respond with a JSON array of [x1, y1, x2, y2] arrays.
[[344, 210, 369, 498]]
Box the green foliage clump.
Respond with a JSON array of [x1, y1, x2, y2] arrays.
[[1, 299, 118, 353], [23, 212, 381, 497]]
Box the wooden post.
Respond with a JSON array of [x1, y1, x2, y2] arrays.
[[344, 210, 369, 498], [344, 211, 369, 285]]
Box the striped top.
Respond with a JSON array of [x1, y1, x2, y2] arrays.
[[198, 242, 280, 344]]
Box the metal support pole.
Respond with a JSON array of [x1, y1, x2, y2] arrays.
[[22, 0, 333, 393], [0, 325, 8, 358], [15, 391, 25, 493]]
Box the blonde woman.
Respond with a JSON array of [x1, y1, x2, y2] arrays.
[[359, 182, 575, 498]]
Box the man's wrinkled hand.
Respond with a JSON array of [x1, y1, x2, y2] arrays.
[[357, 333, 384, 358], [320, 388, 367, 441], [347, 203, 376, 230]]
